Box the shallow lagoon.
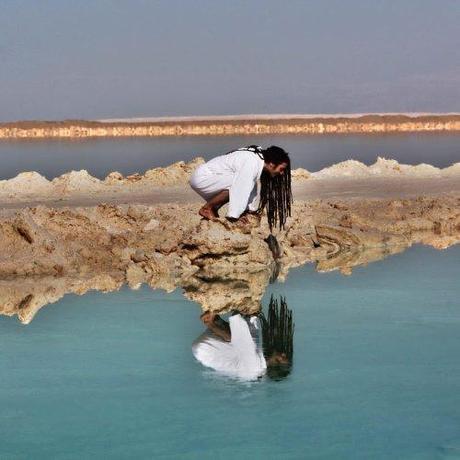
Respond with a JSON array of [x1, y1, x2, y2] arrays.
[[1, 245, 459, 459], [1, 132, 459, 180]]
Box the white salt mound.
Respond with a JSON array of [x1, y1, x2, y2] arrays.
[[311, 157, 459, 179], [0, 171, 52, 194], [368, 157, 440, 177], [291, 168, 310, 180], [443, 163, 460, 176], [143, 157, 205, 186], [104, 171, 124, 184], [313, 160, 371, 178], [0, 156, 458, 199], [52, 170, 104, 192]]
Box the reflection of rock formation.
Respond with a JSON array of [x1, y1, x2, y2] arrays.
[[0, 274, 123, 324], [313, 225, 408, 275], [0, 194, 459, 323], [182, 269, 270, 316], [179, 219, 273, 314], [315, 245, 407, 275]]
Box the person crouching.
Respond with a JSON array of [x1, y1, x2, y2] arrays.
[[189, 145, 292, 231]]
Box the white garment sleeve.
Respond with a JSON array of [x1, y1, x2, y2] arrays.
[[192, 315, 267, 380], [247, 182, 260, 212], [227, 162, 259, 218]]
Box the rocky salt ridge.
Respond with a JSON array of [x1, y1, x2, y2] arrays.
[[311, 157, 460, 179], [0, 158, 205, 200], [1, 114, 460, 139], [1, 157, 460, 203], [0, 191, 459, 324], [1, 156, 459, 323]]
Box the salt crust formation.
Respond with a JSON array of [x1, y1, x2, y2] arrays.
[[1, 192, 459, 324], [1, 157, 460, 203], [0, 158, 205, 201], [1, 157, 459, 323], [1, 114, 459, 139]]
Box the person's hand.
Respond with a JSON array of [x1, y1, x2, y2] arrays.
[[226, 215, 249, 225], [238, 215, 250, 225]]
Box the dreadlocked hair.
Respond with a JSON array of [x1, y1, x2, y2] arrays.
[[258, 146, 292, 231], [260, 295, 294, 380]]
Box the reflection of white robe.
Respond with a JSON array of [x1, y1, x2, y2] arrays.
[[192, 314, 267, 381], [189, 149, 264, 218]]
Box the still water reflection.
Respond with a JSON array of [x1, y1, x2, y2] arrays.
[[193, 296, 294, 381], [1, 132, 459, 179], [0, 245, 459, 458]]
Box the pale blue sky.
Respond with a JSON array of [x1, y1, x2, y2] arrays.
[[1, 0, 459, 121]]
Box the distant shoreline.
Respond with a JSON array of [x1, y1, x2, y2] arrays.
[[1, 113, 460, 139]]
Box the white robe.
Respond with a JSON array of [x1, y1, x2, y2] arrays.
[[192, 314, 267, 381], [189, 149, 265, 218]]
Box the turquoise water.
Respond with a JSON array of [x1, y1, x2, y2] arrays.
[[1, 133, 459, 179], [1, 245, 460, 459]]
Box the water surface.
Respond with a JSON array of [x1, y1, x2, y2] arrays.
[[1, 245, 459, 458], [1, 133, 459, 180]]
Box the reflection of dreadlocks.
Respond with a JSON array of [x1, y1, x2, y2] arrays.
[[260, 295, 294, 380], [258, 146, 292, 231]]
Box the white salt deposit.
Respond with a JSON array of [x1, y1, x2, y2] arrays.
[[52, 170, 105, 193], [310, 157, 459, 179], [0, 157, 458, 202]]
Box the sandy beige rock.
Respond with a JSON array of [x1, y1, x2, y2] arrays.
[[0, 190, 458, 323]]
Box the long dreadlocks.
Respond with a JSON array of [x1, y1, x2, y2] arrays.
[[259, 295, 294, 380], [258, 146, 292, 231], [226, 145, 292, 231]]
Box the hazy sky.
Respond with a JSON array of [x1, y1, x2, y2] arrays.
[[1, 0, 459, 121]]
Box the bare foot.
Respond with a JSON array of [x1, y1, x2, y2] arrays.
[[199, 206, 218, 221], [200, 311, 216, 325]]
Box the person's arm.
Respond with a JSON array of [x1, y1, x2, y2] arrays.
[[227, 160, 260, 219], [247, 182, 261, 213]]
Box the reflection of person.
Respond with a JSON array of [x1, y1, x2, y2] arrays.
[[192, 296, 294, 381], [260, 296, 294, 380], [189, 146, 292, 230]]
